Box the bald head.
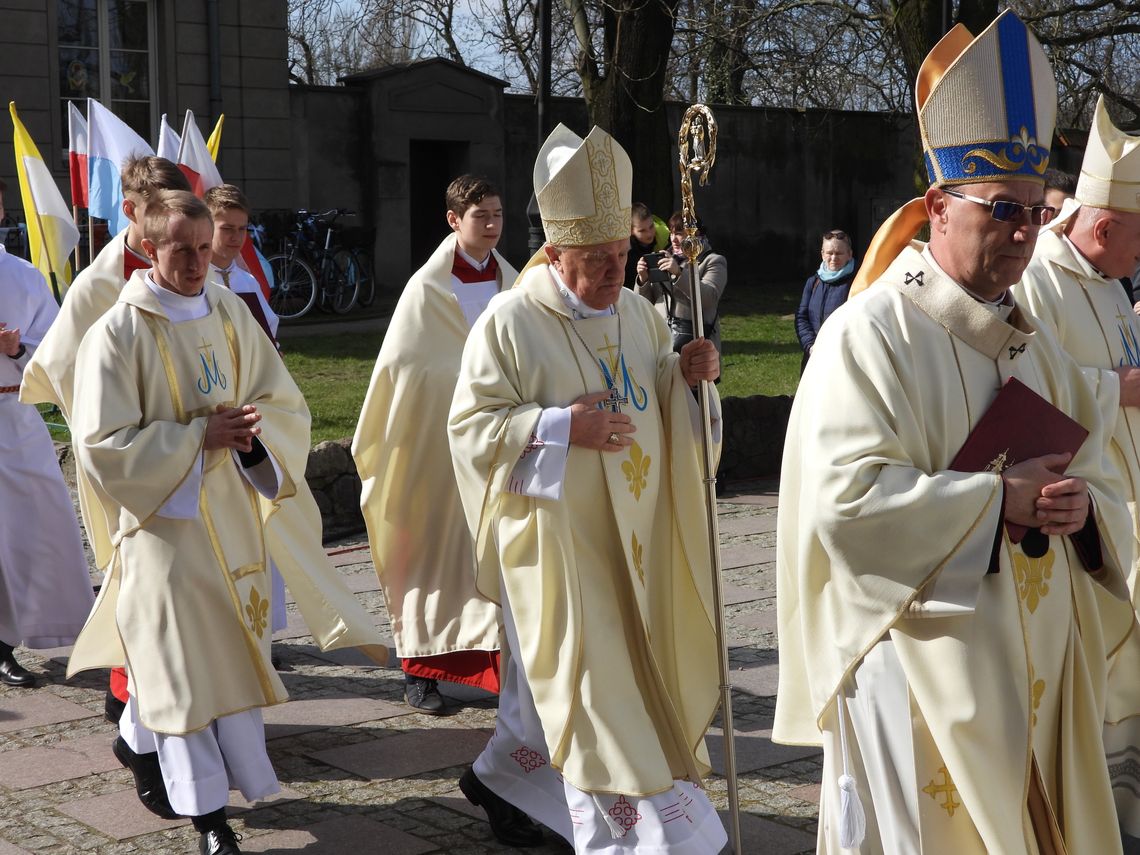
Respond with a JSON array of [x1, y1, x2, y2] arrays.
[[1067, 205, 1140, 280]]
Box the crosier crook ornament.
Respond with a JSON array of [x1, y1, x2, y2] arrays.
[[677, 104, 741, 855]]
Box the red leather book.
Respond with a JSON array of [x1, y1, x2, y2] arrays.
[[949, 376, 1088, 544]]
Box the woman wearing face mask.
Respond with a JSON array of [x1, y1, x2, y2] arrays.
[[635, 212, 728, 356], [795, 228, 857, 374]]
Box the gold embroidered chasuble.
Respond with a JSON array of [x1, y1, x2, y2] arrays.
[[449, 263, 720, 796], [1015, 231, 1140, 594], [65, 277, 376, 734], [775, 245, 1135, 853], [353, 234, 516, 660], [22, 242, 383, 661]]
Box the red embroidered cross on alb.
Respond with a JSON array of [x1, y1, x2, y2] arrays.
[[510, 745, 548, 773], [608, 795, 643, 836]]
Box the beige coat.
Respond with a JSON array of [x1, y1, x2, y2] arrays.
[[353, 234, 516, 659]]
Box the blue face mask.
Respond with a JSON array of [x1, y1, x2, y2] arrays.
[[817, 258, 854, 283]]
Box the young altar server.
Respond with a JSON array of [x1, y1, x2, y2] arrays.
[[354, 175, 516, 713]]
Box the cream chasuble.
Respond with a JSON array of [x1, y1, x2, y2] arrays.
[[66, 275, 383, 734], [449, 263, 720, 797], [353, 234, 516, 660], [776, 245, 1136, 853], [1015, 230, 1140, 836], [21, 236, 382, 662]]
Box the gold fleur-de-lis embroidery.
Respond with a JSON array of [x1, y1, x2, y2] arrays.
[[245, 587, 269, 638], [621, 440, 651, 501], [1031, 677, 1045, 727], [631, 532, 645, 585], [1012, 549, 1054, 613], [922, 766, 961, 817]]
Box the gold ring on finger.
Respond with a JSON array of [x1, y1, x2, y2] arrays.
[[608, 432, 621, 445]]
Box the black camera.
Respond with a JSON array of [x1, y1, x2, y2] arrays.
[[643, 251, 671, 283]]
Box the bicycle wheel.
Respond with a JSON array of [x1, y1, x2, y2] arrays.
[[353, 250, 376, 307], [267, 254, 317, 320], [328, 249, 360, 314]]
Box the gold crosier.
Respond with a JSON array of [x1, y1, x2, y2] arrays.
[[677, 104, 742, 855]]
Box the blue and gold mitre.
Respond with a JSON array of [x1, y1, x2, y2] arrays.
[[918, 11, 1056, 187]]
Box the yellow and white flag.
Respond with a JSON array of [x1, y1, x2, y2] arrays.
[[9, 102, 79, 299]]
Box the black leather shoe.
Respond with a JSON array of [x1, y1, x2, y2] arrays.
[[459, 767, 544, 847], [199, 825, 242, 854], [0, 657, 36, 688], [112, 736, 180, 820], [104, 688, 126, 724], [404, 675, 446, 715]]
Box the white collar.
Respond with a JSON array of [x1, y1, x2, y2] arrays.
[[145, 272, 208, 322], [456, 246, 492, 271]]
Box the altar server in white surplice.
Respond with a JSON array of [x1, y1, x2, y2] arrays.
[[354, 175, 516, 715], [0, 178, 94, 689], [1013, 96, 1140, 846], [68, 191, 386, 855], [776, 12, 1139, 854], [449, 125, 727, 853]]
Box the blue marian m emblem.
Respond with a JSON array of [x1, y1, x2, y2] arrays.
[[599, 354, 649, 412], [197, 344, 228, 395]]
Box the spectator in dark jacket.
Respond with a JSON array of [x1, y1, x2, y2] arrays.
[[795, 229, 856, 374]]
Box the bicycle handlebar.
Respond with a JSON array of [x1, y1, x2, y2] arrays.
[[295, 208, 356, 224]]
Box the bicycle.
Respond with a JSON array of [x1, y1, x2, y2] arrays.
[[267, 209, 360, 320]]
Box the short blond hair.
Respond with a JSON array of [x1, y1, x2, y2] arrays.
[[203, 183, 250, 217], [121, 155, 191, 200], [143, 190, 212, 246]]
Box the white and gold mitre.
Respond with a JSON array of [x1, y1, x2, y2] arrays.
[[919, 10, 1056, 187], [533, 123, 632, 246], [1075, 96, 1140, 213]]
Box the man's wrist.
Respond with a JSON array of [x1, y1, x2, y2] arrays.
[[6, 344, 25, 360]]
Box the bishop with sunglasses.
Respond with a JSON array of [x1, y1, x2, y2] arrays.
[[775, 12, 1137, 853]]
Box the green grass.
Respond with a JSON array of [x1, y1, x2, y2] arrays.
[[281, 330, 384, 444], [717, 281, 803, 399], [39, 285, 804, 446]]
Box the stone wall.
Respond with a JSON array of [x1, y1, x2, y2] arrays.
[[305, 395, 793, 540]]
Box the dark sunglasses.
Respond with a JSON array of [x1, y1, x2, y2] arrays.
[[822, 230, 848, 240], [942, 188, 1056, 226]]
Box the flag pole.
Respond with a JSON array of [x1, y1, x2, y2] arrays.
[[676, 103, 741, 854], [29, 202, 61, 304], [176, 110, 190, 164]]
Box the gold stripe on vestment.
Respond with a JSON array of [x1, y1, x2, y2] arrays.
[[201, 490, 276, 701]]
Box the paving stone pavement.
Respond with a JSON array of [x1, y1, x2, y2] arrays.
[[0, 480, 820, 854]]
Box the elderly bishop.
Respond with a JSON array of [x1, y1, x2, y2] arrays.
[[449, 126, 727, 853], [1013, 98, 1140, 845]]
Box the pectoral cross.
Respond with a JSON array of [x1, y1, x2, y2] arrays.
[[603, 386, 628, 414]]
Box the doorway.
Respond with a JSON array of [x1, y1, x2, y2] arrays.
[[409, 140, 471, 269]]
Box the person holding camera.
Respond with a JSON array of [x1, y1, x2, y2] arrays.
[[635, 212, 727, 355], [794, 228, 857, 374]]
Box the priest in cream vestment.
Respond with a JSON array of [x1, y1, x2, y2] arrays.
[[20, 158, 380, 725], [354, 175, 516, 714], [1013, 97, 1140, 844], [449, 125, 726, 853], [776, 13, 1139, 854], [67, 192, 386, 854]]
